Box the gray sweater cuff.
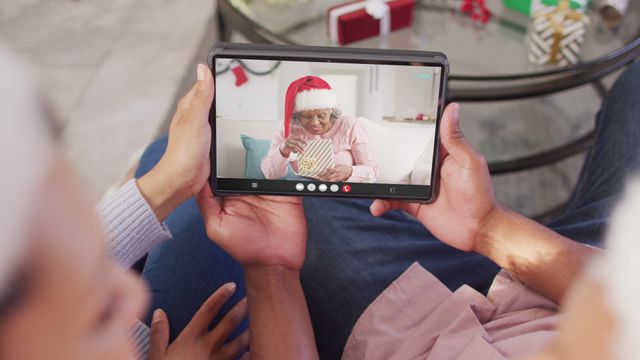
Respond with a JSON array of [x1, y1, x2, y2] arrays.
[[130, 321, 151, 360], [99, 179, 172, 268]]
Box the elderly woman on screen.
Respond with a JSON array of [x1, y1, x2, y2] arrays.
[[261, 75, 378, 183]]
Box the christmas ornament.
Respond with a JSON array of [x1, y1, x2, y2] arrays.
[[461, 0, 491, 24], [231, 64, 249, 87]]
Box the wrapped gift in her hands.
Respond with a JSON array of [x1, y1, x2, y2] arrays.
[[296, 139, 335, 178], [327, 0, 416, 45], [503, 0, 589, 16], [528, 0, 590, 66]]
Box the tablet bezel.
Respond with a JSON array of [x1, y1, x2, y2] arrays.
[[208, 42, 449, 203]]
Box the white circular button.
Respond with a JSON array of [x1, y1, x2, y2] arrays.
[[307, 183, 316, 191], [318, 184, 328, 192], [295, 183, 304, 191], [330, 184, 339, 192]]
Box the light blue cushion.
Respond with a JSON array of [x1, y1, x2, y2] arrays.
[[240, 134, 295, 179], [240, 135, 270, 179]]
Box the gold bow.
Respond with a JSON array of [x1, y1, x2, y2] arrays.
[[543, 0, 585, 64]]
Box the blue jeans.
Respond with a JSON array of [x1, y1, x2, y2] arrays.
[[135, 153, 248, 340], [138, 61, 640, 359]]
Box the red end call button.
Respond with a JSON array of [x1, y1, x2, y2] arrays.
[[341, 184, 351, 193]]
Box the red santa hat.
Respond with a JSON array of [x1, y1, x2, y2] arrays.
[[284, 75, 338, 138]]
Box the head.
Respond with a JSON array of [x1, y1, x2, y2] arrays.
[[284, 75, 339, 138], [0, 46, 147, 360], [292, 107, 341, 135], [528, 178, 640, 360]]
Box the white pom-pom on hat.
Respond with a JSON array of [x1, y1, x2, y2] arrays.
[[293, 88, 338, 113]]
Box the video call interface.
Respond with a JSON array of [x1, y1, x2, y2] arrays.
[[214, 56, 443, 199]]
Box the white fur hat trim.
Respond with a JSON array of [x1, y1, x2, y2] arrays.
[[293, 88, 338, 112]]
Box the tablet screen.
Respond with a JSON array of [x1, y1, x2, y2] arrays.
[[213, 56, 444, 200]]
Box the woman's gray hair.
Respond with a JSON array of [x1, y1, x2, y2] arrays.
[[291, 107, 341, 124]]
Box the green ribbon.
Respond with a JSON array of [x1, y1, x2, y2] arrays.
[[541, 0, 587, 10]]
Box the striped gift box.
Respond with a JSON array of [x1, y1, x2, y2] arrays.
[[528, 0, 589, 66], [296, 139, 334, 178]]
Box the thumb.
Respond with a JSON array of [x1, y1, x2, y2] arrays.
[[195, 182, 224, 241], [439, 103, 480, 168], [370, 199, 420, 217], [149, 309, 170, 359], [196, 182, 222, 221], [192, 63, 215, 115]]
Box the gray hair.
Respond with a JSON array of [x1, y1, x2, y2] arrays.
[[291, 107, 341, 124]]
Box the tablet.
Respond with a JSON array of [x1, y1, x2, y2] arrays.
[[208, 42, 448, 202]]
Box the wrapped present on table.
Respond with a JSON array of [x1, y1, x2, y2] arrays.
[[503, 0, 589, 16], [528, 0, 590, 65], [596, 0, 629, 27], [327, 0, 416, 45]]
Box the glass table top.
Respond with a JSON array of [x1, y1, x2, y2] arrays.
[[222, 0, 640, 77], [217, 0, 640, 216]]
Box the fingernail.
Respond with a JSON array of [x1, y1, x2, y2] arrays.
[[452, 103, 460, 120], [153, 309, 163, 323], [197, 64, 206, 81], [225, 282, 237, 294]]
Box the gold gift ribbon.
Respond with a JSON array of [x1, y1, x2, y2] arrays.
[[299, 157, 318, 172], [544, 0, 584, 64]]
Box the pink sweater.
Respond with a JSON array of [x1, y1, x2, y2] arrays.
[[343, 263, 560, 360], [260, 115, 379, 182]]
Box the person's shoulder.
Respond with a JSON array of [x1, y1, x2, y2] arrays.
[[337, 114, 361, 130], [335, 114, 369, 142]]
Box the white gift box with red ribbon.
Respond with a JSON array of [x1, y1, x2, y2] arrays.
[[326, 0, 416, 45]]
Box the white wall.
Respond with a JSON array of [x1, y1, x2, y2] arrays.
[[379, 65, 441, 120], [215, 59, 441, 122]]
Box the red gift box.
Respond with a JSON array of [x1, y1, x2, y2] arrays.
[[327, 0, 416, 45]]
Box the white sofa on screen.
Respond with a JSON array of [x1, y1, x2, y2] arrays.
[[216, 117, 435, 185]]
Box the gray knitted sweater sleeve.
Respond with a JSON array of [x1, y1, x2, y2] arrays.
[[98, 179, 173, 359]]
